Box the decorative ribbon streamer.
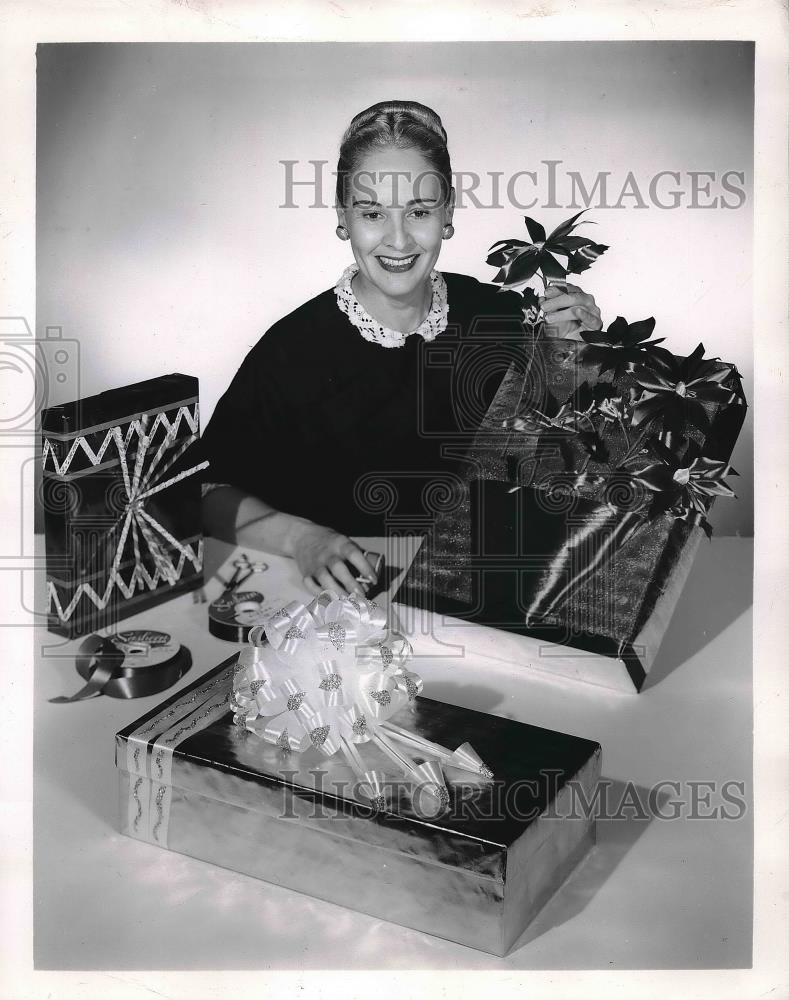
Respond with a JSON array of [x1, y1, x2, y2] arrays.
[[120, 661, 233, 851], [524, 505, 645, 625], [50, 630, 192, 703], [232, 591, 494, 814]]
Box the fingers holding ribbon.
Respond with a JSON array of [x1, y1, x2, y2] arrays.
[[329, 557, 363, 597], [293, 522, 379, 597]]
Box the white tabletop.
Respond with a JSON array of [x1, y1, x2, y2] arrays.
[[34, 534, 753, 970]]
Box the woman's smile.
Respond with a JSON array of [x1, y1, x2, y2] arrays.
[[376, 253, 421, 273]]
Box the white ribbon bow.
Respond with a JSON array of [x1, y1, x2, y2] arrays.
[[232, 591, 493, 815]]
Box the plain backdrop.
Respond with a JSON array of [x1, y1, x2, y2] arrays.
[[36, 41, 753, 535]]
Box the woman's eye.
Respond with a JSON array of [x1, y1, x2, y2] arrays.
[[363, 211, 384, 221], [410, 209, 431, 219]]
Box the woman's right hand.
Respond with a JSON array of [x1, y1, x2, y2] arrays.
[[290, 521, 380, 597]]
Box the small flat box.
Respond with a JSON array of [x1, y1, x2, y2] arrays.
[[115, 659, 601, 956]]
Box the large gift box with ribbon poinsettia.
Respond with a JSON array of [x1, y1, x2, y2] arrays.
[[394, 211, 747, 693], [116, 592, 601, 956], [394, 330, 746, 693], [42, 374, 207, 638]]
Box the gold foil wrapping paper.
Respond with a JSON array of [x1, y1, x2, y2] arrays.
[[116, 660, 601, 955]]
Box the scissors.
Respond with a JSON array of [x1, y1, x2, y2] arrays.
[[219, 553, 269, 595]]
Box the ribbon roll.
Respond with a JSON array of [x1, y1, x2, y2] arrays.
[[50, 629, 192, 703]]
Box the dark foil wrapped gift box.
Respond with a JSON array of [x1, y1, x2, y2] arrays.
[[42, 374, 206, 638], [395, 336, 746, 693], [116, 659, 601, 956]]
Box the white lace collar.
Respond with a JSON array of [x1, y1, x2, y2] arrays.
[[334, 264, 449, 348]]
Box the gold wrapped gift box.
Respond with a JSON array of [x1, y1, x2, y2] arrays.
[[116, 657, 601, 956]]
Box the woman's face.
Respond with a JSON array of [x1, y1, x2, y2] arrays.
[[338, 145, 454, 303]]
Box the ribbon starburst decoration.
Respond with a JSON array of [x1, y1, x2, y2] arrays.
[[45, 405, 208, 624]]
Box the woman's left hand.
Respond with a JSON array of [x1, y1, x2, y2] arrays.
[[540, 282, 602, 339]]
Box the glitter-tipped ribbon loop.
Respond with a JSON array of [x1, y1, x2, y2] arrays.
[[393, 669, 423, 703], [278, 625, 310, 656], [362, 674, 402, 720], [295, 702, 339, 755], [255, 713, 297, 748], [309, 591, 338, 622], [360, 769, 389, 811], [349, 597, 387, 632], [313, 620, 360, 655], [412, 759, 451, 815], [252, 680, 282, 711], [338, 705, 370, 744], [450, 741, 495, 779], [265, 604, 310, 649]]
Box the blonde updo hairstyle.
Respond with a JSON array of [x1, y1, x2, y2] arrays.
[[335, 100, 453, 208]]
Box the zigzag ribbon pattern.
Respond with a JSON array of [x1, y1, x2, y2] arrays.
[[45, 403, 208, 623], [42, 404, 200, 476]]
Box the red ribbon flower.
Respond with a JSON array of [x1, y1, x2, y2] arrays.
[[487, 211, 608, 290], [580, 315, 666, 377], [631, 343, 741, 435], [628, 438, 738, 536]]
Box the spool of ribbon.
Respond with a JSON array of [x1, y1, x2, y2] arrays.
[[50, 629, 192, 703], [232, 591, 493, 815], [208, 592, 267, 644], [208, 554, 271, 643]]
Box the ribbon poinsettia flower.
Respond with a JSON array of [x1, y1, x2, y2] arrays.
[[503, 382, 614, 466], [580, 315, 666, 378], [487, 211, 608, 290], [631, 343, 742, 436], [628, 437, 738, 536], [231, 591, 493, 816]]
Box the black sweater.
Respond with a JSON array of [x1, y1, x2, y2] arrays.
[[199, 271, 525, 536]]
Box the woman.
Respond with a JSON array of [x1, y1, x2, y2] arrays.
[[200, 101, 602, 596]]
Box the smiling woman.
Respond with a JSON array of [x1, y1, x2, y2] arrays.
[[339, 146, 451, 330], [198, 100, 602, 595]]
